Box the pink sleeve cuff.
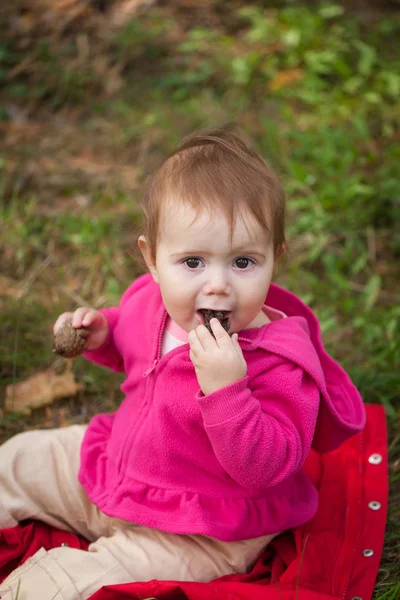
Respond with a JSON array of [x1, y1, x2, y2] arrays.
[[196, 376, 252, 426]]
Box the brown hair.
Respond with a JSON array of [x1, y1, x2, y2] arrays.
[[140, 123, 286, 263]]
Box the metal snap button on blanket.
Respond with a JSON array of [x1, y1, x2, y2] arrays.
[[368, 453, 382, 464]]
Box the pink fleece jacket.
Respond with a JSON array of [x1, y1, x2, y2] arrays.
[[78, 274, 365, 541]]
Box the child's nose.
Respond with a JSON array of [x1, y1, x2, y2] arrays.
[[203, 269, 231, 296]]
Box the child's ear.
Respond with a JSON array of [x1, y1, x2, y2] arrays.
[[138, 236, 159, 283], [272, 243, 287, 279], [276, 243, 286, 261]]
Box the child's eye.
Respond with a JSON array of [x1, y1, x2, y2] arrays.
[[234, 257, 255, 269], [183, 257, 204, 269]]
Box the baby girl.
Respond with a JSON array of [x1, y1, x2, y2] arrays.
[[0, 124, 365, 599]]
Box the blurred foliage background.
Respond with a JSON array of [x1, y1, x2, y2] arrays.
[[0, 0, 399, 597]]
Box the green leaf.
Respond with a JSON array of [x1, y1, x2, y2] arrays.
[[319, 5, 345, 19], [363, 274, 382, 311]]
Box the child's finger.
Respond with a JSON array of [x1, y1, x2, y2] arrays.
[[210, 319, 231, 348], [195, 324, 217, 351], [72, 307, 91, 328], [82, 309, 103, 329], [188, 329, 204, 355], [232, 333, 243, 355]]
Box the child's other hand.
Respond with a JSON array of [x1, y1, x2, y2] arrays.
[[188, 319, 247, 396], [53, 308, 109, 351]]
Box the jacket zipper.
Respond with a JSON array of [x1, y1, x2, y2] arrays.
[[119, 310, 168, 471], [142, 310, 168, 377], [143, 359, 158, 377]]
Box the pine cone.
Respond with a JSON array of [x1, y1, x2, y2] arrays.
[[200, 310, 231, 337], [53, 322, 89, 358]]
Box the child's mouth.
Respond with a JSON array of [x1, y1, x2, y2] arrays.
[[197, 309, 231, 336]]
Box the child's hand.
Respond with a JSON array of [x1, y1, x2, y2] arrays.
[[54, 308, 109, 351], [188, 319, 247, 396]]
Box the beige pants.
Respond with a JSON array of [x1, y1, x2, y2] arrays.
[[0, 426, 275, 599]]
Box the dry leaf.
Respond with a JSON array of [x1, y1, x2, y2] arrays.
[[5, 368, 83, 415], [111, 0, 156, 27], [2, 120, 41, 146], [269, 69, 303, 91], [0, 275, 22, 300]]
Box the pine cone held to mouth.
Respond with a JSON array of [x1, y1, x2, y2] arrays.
[[53, 322, 89, 358], [200, 309, 231, 337]]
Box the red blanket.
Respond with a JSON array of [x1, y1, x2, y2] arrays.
[[0, 404, 387, 600]]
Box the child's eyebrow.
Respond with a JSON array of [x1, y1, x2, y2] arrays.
[[170, 248, 266, 258]]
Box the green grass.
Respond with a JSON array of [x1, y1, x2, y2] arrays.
[[0, 1, 399, 596]]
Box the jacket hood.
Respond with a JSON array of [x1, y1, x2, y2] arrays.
[[259, 284, 366, 453]]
